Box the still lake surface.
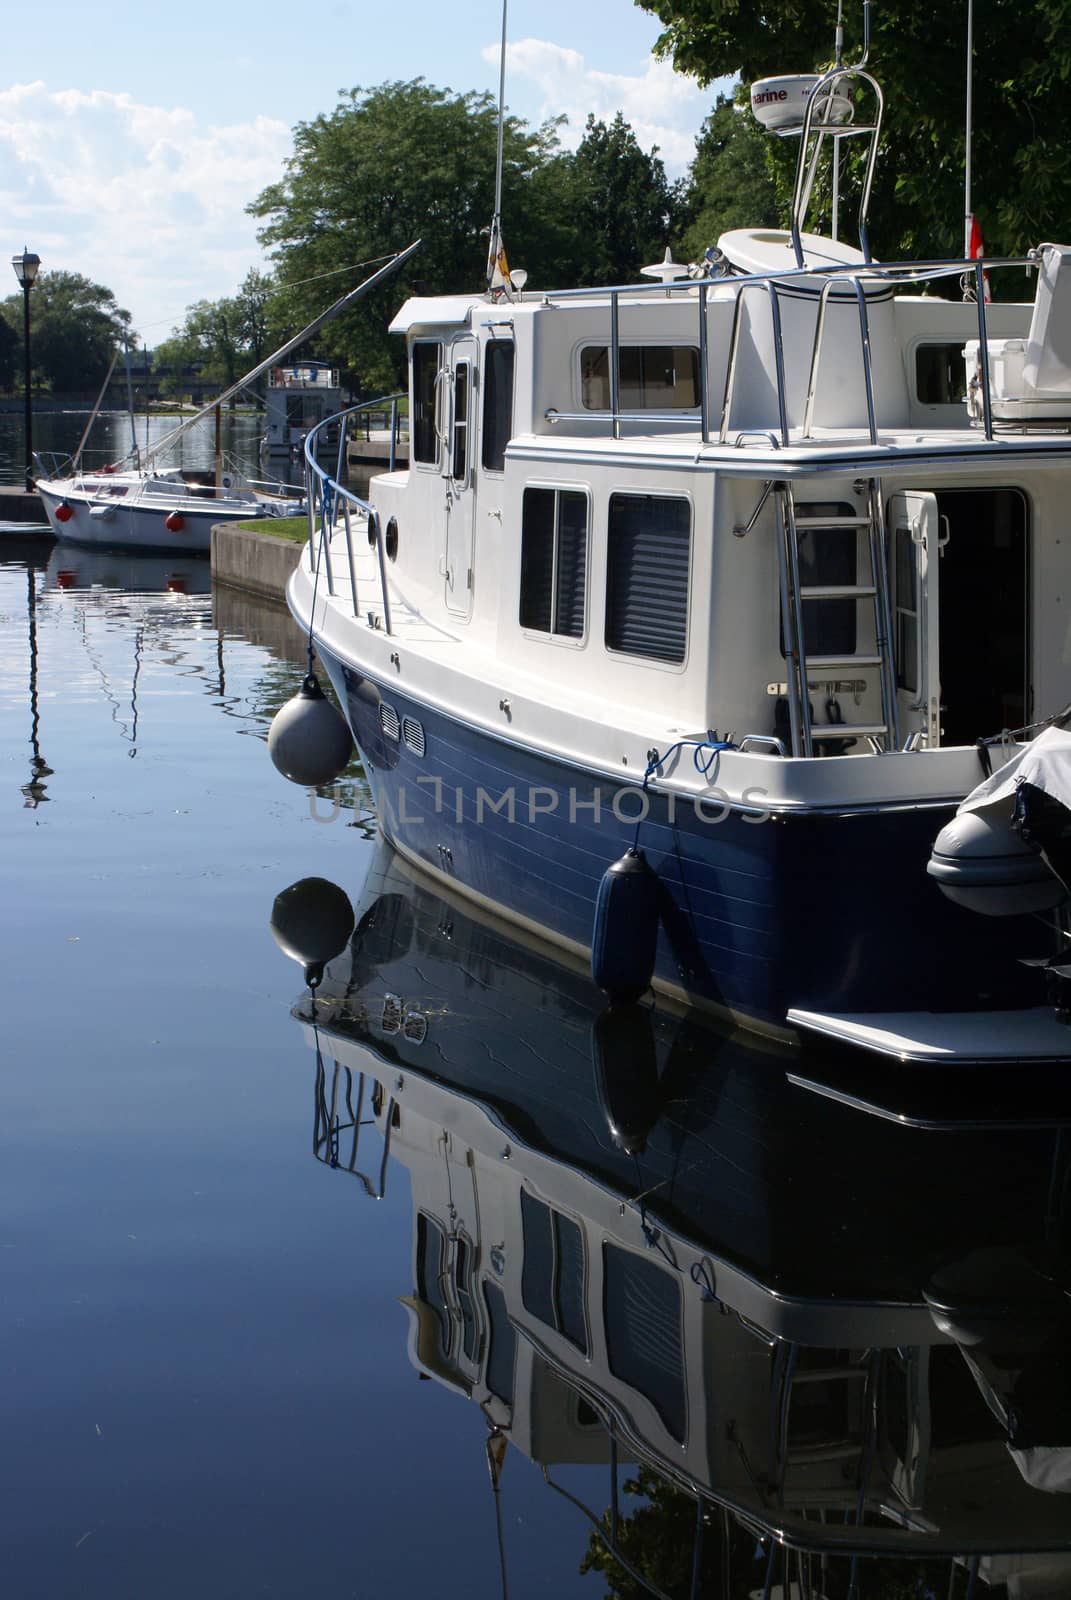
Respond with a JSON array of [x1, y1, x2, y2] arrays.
[[0, 528, 1069, 1596]]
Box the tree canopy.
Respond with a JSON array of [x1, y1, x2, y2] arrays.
[[676, 95, 781, 263], [153, 269, 281, 399], [248, 80, 686, 390], [636, 0, 1071, 261], [0, 271, 131, 393], [549, 112, 678, 285]]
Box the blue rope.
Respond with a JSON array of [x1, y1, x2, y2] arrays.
[[690, 1258, 719, 1303], [632, 735, 736, 850]]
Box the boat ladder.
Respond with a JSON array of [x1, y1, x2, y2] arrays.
[[775, 481, 900, 756]]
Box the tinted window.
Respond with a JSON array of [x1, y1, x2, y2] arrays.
[[916, 344, 968, 404], [605, 495, 690, 663], [520, 1189, 588, 1354], [416, 1213, 449, 1355], [412, 343, 441, 464], [482, 342, 515, 471], [520, 488, 588, 640], [451, 363, 469, 482], [894, 523, 919, 693], [581, 346, 700, 410], [604, 1244, 686, 1443], [483, 1281, 516, 1406]]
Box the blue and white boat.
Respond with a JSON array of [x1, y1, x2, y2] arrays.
[[284, 40, 1071, 1062]]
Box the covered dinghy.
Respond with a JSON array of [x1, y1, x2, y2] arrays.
[[928, 726, 1071, 917]]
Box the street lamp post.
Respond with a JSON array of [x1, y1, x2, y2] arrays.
[[11, 248, 41, 493]]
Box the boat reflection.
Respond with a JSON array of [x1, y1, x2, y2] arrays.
[[45, 540, 210, 598], [283, 844, 1071, 1596]]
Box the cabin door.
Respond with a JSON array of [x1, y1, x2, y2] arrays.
[[890, 488, 1029, 748], [889, 490, 942, 746], [443, 337, 477, 618]]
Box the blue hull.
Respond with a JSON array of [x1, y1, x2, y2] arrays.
[[321, 654, 1046, 1030]]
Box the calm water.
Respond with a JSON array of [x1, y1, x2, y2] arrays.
[[0, 537, 1069, 1598], [0, 410, 266, 486]]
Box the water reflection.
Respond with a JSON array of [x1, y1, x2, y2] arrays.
[[284, 844, 1071, 1598]]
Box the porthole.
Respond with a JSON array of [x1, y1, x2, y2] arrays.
[[367, 515, 377, 550], [385, 516, 399, 562]]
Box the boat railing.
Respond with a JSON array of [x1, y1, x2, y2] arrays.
[[541, 252, 1039, 446], [303, 392, 406, 636], [313, 1056, 395, 1199]]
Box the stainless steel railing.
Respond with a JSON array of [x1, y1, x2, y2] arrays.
[[542, 253, 1039, 447], [303, 391, 406, 636]]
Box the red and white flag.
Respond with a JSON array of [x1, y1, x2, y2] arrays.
[[968, 213, 992, 302]]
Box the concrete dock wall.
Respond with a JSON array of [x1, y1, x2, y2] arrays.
[[0, 487, 48, 525], [210, 524, 303, 604]]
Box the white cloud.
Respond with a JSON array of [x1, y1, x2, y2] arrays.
[[484, 38, 722, 173], [0, 82, 292, 341]]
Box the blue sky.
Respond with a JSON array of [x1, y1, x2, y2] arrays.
[[0, 0, 728, 342]]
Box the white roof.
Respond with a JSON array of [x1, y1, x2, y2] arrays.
[[388, 295, 484, 334]]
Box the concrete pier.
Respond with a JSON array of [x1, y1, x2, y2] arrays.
[[0, 486, 49, 527], [210, 523, 304, 605]]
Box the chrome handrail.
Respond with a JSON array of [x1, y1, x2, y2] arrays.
[[303, 391, 406, 634], [546, 253, 1036, 451]]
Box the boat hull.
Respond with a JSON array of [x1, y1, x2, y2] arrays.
[[317, 648, 1048, 1035]]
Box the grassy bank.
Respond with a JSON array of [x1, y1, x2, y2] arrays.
[[236, 517, 309, 542]]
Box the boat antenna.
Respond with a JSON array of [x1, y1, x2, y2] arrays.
[[964, 0, 974, 261], [835, 0, 844, 68], [486, 0, 513, 299]]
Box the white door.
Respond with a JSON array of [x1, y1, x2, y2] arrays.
[[889, 490, 942, 745], [443, 337, 477, 617]]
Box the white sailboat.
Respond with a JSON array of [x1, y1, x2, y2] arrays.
[[36, 245, 420, 553]]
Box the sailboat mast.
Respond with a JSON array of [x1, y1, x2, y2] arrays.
[[145, 240, 422, 467], [964, 0, 974, 259]]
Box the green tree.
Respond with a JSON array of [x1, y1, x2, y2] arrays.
[[0, 314, 18, 390], [636, 0, 1071, 262], [152, 270, 283, 399], [677, 93, 781, 263], [0, 271, 131, 393], [234, 268, 277, 367], [550, 112, 680, 285], [248, 79, 571, 391]]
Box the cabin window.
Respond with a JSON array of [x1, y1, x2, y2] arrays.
[[520, 1190, 588, 1354], [780, 502, 858, 659], [519, 488, 588, 640], [603, 1244, 686, 1443], [581, 345, 700, 410], [894, 524, 919, 694], [412, 341, 442, 465], [605, 494, 690, 664], [415, 1213, 450, 1356], [451, 362, 470, 482], [455, 1234, 478, 1362], [483, 1282, 516, 1407], [482, 341, 515, 472], [916, 344, 968, 405]]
